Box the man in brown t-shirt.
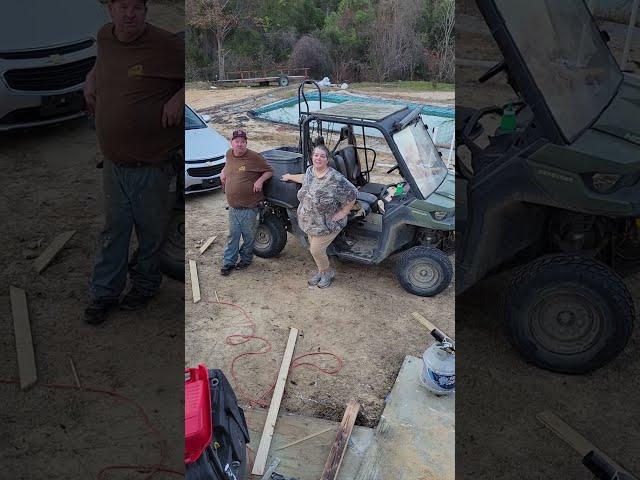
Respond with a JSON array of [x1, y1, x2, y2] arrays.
[[83, 0, 184, 324], [219, 129, 273, 275]]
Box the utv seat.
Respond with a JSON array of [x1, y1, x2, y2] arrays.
[[332, 146, 387, 198], [330, 148, 379, 217]]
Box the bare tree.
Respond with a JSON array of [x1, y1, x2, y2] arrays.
[[436, 0, 455, 83], [369, 0, 422, 82], [186, 0, 239, 80]]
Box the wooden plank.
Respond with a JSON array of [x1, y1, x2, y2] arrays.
[[273, 426, 335, 451], [251, 328, 299, 476], [199, 235, 217, 255], [9, 286, 37, 390], [412, 311, 437, 332], [412, 312, 455, 349], [537, 411, 598, 457], [189, 260, 201, 303], [33, 230, 75, 274], [320, 400, 360, 480]]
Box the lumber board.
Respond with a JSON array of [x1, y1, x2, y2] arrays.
[[273, 426, 335, 451], [10, 286, 37, 390], [189, 260, 201, 303], [412, 311, 437, 332], [33, 230, 75, 273], [199, 235, 217, 255], [320, 400, 360, 480], [251, 328, 299, 476], [537, 411, 602, 458]]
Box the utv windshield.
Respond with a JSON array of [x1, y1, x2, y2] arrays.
[[494, 0, 623, 141], [392, 120, 447, 199]]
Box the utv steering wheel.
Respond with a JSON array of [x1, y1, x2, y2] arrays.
[[479, 61, 506, 83], [386, 165, 400, 174]]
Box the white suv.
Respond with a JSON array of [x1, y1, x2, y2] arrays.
[[0, 1, 108, 132]]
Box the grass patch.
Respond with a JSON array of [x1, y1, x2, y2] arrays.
[[350, 81, 454, 92]]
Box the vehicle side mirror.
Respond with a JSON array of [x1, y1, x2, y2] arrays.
[[600, 30, 611, 44], [202, 114, 211, 123]]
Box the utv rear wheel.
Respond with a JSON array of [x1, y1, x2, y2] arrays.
[[253, 214, 287, 258], [396, 246, 453, 297], [503, 255, 635, 374]]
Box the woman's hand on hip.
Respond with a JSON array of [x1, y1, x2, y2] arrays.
[[331, 211, 346, 222]]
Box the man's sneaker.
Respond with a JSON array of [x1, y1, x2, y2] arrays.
[[317, 269, 336, 289], [84, 299, 118, 325], [236, 261, 251, 270], [220, 265, 234, 276], [308, 271, 322, 286], [120, 287, 153, 311]]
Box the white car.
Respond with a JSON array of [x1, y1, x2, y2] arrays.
[[184, 105, 229, 194], [0, 1, 108, 132]]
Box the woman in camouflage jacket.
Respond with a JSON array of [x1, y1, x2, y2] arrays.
[[282, 145, 357, 288]]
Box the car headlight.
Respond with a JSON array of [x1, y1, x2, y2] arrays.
[[591, 173, 622, 193]]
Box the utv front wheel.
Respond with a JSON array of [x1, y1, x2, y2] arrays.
[[396, 246, 453, 297], [253, 214, 287, 258], [503, 255, 635, 374]]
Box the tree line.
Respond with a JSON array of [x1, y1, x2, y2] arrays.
[[185, 0, 454, 84]]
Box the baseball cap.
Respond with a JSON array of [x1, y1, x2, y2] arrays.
[[232, 129, 247, 140]]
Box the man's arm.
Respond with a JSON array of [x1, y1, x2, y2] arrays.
[[84, 65, 97, 117], [162, 87, 184, 128], [253, 170, 273, 193], [220, 165, 227, 188]]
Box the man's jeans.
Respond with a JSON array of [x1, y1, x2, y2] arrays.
[[222, 207, 260, 268], [89, 159, 172, 301]]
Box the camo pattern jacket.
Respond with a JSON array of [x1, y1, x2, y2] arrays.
[[297, 166, 358, 236]]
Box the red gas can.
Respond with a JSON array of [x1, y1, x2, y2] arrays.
[[184, 365, 212, 464]]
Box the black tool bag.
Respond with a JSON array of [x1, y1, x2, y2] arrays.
[[186, 369, 250, 480]]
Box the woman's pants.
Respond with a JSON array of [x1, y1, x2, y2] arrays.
[[308, 231, 340, 271]]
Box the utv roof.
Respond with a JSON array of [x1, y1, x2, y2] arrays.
[[310, 101, 408, 122]]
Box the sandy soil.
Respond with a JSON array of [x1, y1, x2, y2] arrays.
[[1, 4, 185, 478], [456, 18, 640, 478], [184, 86, 456, 428]]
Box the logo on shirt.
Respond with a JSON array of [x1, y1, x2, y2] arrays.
[[238, 165, 246, 172], [128, 64, 144, 77]]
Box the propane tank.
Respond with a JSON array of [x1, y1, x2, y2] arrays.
[[420, 341, 455, 395]]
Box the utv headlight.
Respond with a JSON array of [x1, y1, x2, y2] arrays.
[[591, 173, 622, 193], [433, 211, 449, 221]]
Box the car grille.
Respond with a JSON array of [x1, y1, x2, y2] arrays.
[[4, 56, 96, 91], [187, 164, 225, 177], [0, 39, 94, 59]]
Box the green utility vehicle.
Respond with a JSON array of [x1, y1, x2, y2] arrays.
[[457, 0, 639, 373], [255, 83, 455, 296]]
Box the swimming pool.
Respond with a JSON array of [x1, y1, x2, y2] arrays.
[[250, 92, 455, 149]]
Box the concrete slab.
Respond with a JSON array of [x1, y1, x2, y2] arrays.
[[355, 355, 455, 480]]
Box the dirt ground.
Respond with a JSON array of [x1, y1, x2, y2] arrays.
[[184, 85, 455, 428], [456, 16, 640, 478], [1, 4, 185, 478]]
